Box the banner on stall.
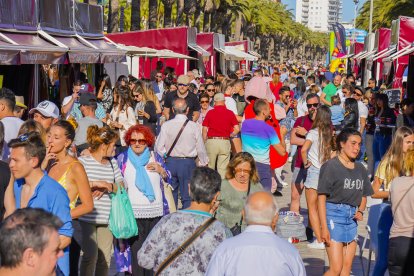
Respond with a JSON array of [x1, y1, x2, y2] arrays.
[[384, 89, 402, 108]]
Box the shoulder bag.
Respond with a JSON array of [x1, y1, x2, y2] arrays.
[[230, 181, 251, 236], [155, 217, 216, 276], [165, 119, 190, 159]]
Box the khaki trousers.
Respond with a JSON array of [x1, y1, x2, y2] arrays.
[[79, 221, 113, 276], [205, 139, 231, 179]]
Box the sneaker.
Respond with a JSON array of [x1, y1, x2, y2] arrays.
[[307, 240, 325, 250], [273, 190, 283, 197]]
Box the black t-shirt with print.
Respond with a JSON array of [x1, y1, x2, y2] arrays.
[[318, 157, 373, 207], [164, 91, 201, 121]]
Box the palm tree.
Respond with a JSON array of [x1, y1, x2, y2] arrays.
[[176, 0, 185, 26], [148, 0, 158, 29], [203, 0, 220, 32], [108, 0, 119, 33], [131, 0, 140, 30], [161, 0, 175, 27]]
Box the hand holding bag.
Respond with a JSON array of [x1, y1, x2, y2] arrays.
[[230, 181, 251, 236]]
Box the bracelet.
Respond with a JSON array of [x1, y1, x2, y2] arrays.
[[357, 210, 364, 216]]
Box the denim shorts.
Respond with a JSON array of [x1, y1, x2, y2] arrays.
[[292, 167, 307, 184], [326, 202, 358, 243], [304, 165, 320, 190]]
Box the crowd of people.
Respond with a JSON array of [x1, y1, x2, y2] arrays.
[[0, 60, 413, 276]]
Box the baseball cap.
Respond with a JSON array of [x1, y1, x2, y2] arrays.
[[177, 75, 190, 85], [213, 93, 225, 102], [15, 96, 27, 109], [79, 93, 97, 106], [29, 100, 59, 118]]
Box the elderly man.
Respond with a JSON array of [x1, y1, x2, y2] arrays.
[[206, 191, 305, 276], [156, 98, 208, 209], [202, 93, 239, 178], [320, 74, 341, 106], [138, 167, 231, 275], [163, 75, 201, 121], [0, 208, 64, 276]]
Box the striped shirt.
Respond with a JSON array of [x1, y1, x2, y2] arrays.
[[78, 156, 123, 225]]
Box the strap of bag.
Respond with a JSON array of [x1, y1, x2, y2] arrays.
[[166, 119, 190, 158], [238, 181, 251, 226], [392, 183, 414, 214], [155, 217, 216, 276]]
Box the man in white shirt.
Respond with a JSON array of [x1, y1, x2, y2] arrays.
[[206, 191, 305, 276], [0, 88, 24, 161], [155, 98, 208, 209]]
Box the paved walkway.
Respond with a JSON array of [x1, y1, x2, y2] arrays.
[[108, 163, 382, 276]]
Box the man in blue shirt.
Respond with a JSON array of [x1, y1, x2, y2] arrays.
[[8, 132, 73, 276]]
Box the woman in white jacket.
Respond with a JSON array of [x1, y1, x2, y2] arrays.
[[108, 86, 136, 148]]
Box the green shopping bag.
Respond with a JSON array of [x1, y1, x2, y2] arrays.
[[109, 183, 138, 239]]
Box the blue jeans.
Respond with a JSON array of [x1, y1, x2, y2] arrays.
[[373, 133, 392, 171], [357, 130, 366, 162], [165, 157, 196, 209], [256, 162, 272, 191]]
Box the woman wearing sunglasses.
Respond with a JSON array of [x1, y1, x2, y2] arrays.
[[116, 125, 171, 276], [197, 93, 213, 128]]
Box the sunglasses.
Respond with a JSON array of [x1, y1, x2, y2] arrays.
[[133, 94, 141, 98], [306, 103, 320, 109], [178, 83, 188, 87], [199, 89, 206, 92], [195, 77, 200, 80], [200, 100, 209, 103], [354, 92, 363, 97], [207, 89, 215, 92], [156, 75, 163, 78], [129, 139, 147, 145]]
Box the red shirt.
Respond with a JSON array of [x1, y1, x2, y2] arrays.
[[202, 105, 238, 138], [293, 115, 313, 168], [269, 81, 283, 100]]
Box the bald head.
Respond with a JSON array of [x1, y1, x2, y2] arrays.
[[172, 98, 188, 114], [333, 75, 342, 86], [243, 191, 278, 226]]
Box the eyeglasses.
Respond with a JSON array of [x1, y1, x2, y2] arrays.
[[200, 100, 209, 103], [156, 75, 163, 78], [133, 94, 141, 98], [129, 139, 147, 145], [235, 168, 251, 174], [178, 83, 188, 87], [354, 92, 363, 97], [306, 103, 320, 109], [207, 89, 215, 92]]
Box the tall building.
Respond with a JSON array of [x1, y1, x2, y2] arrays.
[[295, 0, 342, 32]]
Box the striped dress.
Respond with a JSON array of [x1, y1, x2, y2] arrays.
[[78, 156, 123, 225]]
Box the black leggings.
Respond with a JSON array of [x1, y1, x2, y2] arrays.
[[388, 236, 414, 276], [128, 217, 161, 276]]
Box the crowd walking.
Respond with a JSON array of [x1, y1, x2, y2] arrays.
[[0, 62, 413, 276]]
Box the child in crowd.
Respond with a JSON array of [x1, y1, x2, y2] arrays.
[[330, 95, 344, 131]]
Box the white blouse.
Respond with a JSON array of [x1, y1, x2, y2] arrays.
[[124, 155, 164, 219], [109, 106, 136, 146]]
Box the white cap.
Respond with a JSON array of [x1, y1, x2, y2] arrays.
[[29, 100, 59, 118]]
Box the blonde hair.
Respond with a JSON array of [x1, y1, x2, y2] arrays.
[[379, 126, 414, 189], [404, 148, 414, 176], [225, 152, 260, 183], [86, 125, 119, 152], [18, 119, 46, 143]]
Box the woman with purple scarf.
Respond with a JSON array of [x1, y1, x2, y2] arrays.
[[116, 124, 171, 276]]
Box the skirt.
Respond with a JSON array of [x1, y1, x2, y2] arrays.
[[326, 202, 358, 243]]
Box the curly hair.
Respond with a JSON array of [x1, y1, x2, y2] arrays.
[[124, 124, 155, 148]]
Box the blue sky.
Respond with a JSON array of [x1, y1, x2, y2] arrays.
[[281, 0, 368, 23]]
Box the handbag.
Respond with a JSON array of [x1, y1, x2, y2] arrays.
[[108, 159, 138, 239], [276, 211, 307, 241], [230, 181, 251, 236], [162, 181, 176, 213], [165, 119, 190, 158], [155, 217, 216, 276]]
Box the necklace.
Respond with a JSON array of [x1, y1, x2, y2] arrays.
[[338, 154, 354, 168]]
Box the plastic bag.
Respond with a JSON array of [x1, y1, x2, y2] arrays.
[[109, 184, 138, 239]]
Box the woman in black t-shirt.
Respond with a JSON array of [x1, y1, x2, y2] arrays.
[[318, 128, 373, 275]]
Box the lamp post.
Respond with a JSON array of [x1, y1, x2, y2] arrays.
[[353, 0, 359, 44]]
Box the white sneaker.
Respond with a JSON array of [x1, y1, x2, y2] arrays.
[[307, 240, 325, 250]]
